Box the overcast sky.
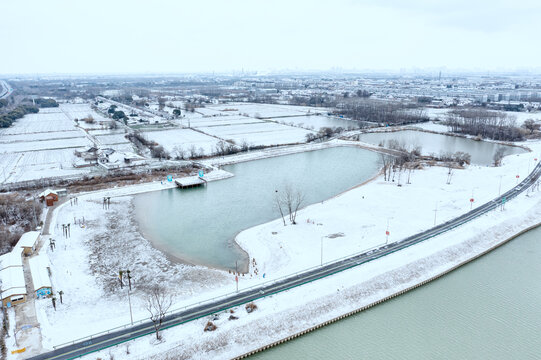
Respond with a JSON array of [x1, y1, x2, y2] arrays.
[[2, 0, 540, 75]]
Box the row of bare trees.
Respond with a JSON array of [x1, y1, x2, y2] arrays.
[[338, 99, 429, 125], [445, 109, 524, 141]]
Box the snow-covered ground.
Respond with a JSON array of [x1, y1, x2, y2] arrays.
[[187, 115, 265, 128], [60, 103, 110, 129], [19, 138, 540, 358], [0, 103, 130, 184], [141, 128, 223, 156], [85, 191, 541, 360], [0, 109, 76, 135], [197, 122, 314, 147], [0, 149, 94, 184], [203, 103, 331, 118]]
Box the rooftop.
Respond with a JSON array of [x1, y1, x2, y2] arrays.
[[0, 249, 23, 270], [0, 266, 26, 299], [29, 255, 52, 291], [18, 231, 40, 248]]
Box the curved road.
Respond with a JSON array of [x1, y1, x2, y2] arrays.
[[30, 161, 541, 360], [0, 80, 12, 99]]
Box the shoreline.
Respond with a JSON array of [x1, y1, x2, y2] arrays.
[[234, 221, 541, 359], [39, 137, 541, 359]]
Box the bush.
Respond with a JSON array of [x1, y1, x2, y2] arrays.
[[150, 145, 169, 159], [83, 115, 95, 124], [34, 98, 59, 108], [0, 104, 39, 128], [204, 321, 217, 332], [112, 110, 126, 120], [245, 302, 257, 313]]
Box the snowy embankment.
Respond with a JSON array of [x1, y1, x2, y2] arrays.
[[86, 169, 541, 360], [30, 140, 541, 359]]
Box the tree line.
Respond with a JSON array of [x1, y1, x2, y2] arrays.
[[0, 104, 39, 128], [445, 109, 524, 141], [34, 98, 59, 108], [338, 99, 429, 125]]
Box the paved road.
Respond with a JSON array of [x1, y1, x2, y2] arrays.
[[30, 161, 541, 360], [0, 80, 12, 99]]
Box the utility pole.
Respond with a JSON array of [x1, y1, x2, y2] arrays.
[[385, 218, 391, 244], [127, 286, 133, 325], [320, 236, 324, 266], [32, 197, 38, 229], [235, 261, 239, 293], [433, 202, 438, 226]]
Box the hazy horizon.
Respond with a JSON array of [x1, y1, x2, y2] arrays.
[[2, 0, 540, 75]]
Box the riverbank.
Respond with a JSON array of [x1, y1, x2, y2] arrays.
[[16, 139, 541, 358], [236, 221, 541, 359], [85, 181, 541, 360]]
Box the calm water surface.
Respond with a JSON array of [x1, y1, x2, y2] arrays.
[[134, 147, 381, 270], [358, 130, 525, 165], [252, 226, 541, 359]]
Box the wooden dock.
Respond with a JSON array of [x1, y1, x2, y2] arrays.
[[175, 176, 207, 189]]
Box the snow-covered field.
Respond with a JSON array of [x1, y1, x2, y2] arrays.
[[198, 122, 314, 147], [0, 110, 76, 135], [0, 137, 89, 153], [274, 115, 359, 130], [60, 103, 110, 128], [0, 149, 93, 183], [142, 128, 222, 156], [24, 139, 541, 357], [94, 133, 131, 146], [0, 130, 83, 143], [188, 115, 265, 128], [203, 103, 330, 118], [0, 106, 100, 184]]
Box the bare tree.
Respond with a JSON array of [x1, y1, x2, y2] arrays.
[[274, 190, 286, 226], [380, 153, 392, 181], [446, 166, 454, 185], [188, 145, 197, 159], [145, 285, 173, 341], [172, 145, 185, 160], [493, 148, 506, 167], [275, 185, 305, 225], [522, 119, 540, 134]]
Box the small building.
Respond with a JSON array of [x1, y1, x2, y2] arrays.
[[175, 176, 206, 189], [0, 266, 27, 307], [55, 188, 68, 197], [18, 231, 41, 256], [0, 250, 23, 271], [39, 189, 59, 206], [29, 256, 52, 299]]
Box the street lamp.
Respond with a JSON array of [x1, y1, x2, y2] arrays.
[[320, 236, 325, 266], [127, 286, 133, 325], [385, 218, 393, 244], [469, 188, 477, 210], [433, 201, 440, 226]]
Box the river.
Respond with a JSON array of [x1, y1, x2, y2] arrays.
[[251, 225, 541, 359]]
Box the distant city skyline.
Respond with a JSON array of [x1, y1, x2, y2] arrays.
[[2, 0, 540, 75]]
